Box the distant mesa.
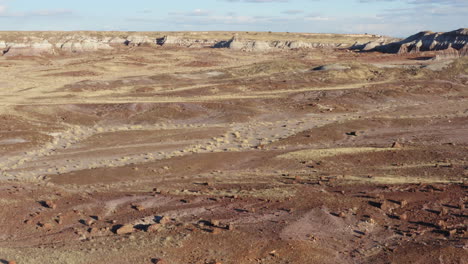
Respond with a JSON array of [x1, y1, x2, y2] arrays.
[[352, 28, 468, 59], [0, 31, 381, 56], [213, 36, 344, 52], [1, 29, 466, 57]]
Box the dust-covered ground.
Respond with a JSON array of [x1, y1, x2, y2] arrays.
[[0, 37, 467, 264]]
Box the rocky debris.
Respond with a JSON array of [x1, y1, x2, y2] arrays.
[[88, 227, 100, 234], [209, 219, 220, 227], [158, 216, 171, 225], [38, 222, 53, 230], [359, 28, 468, 55], [399, 200, 408, 208], [147, 224, 161, 233], [370, 200, 395, 212], [398, 212, 408, 221], [131, 204, 145, 211], [439, 207, 449, 216], [458, 201, 465, 210], [42, 200, 57, 209], [437, 220, 447, 229], [115, 224, 135, 235], [392, 142, 403, 149]]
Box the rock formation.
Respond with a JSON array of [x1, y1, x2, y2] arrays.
[[214, 37, 272, 52], [356, 28, 468, 56], [125, 35, 154, 46], [1, 37, 55, 56], [156, 36, 217, 48], [212, 36, 344, 52], [434, 43, 468, 60], [58, 39, 113, 53], [0, 32, 386, 56]]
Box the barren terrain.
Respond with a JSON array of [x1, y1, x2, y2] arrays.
[[0, 31, 467, 264]]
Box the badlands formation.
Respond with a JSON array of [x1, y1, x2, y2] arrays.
[[0, 29, 467, 264]]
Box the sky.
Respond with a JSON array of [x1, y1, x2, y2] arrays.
[[0, 0, 466, 37]]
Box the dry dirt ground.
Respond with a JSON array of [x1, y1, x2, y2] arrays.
[[0, 37, 467, 264]]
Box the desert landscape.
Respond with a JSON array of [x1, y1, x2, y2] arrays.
[[0, 29, 467, 264]]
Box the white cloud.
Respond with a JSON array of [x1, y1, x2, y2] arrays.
[[169, 9, 212, 17], [304, 16, 333, 21]]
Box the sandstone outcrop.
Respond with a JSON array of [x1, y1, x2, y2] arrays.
[[1, 35, 114, 55], [58, 38, 113, 53], [125, 35, 154, 46], [212, 36, 344, 52], [157, 36, 216, 48], [1, 37, 54, 56], [0, 32, 384, 56]]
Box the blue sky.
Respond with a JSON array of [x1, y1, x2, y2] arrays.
[[0, 0, 466, 37]]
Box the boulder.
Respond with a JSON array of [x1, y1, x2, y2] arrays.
[[115, 224, 135, 235]]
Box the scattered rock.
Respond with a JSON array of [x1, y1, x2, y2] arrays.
[[132, 204, 145, 211], [398, 213, 408, 221], [437, 220, 447, 229], [439, 207, 449, 216], [43, 200, 57, 209], [88, 227, 99, 234], [115, 224, 135, 235], [147, 224, 161, 233], [210, 220, 220, 227], [38, 222, 53, 230], [158, 216, 171, 225], [399, 200, 408, 208], [448, 229, 457, 237], [392, 142, 403, 148]]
